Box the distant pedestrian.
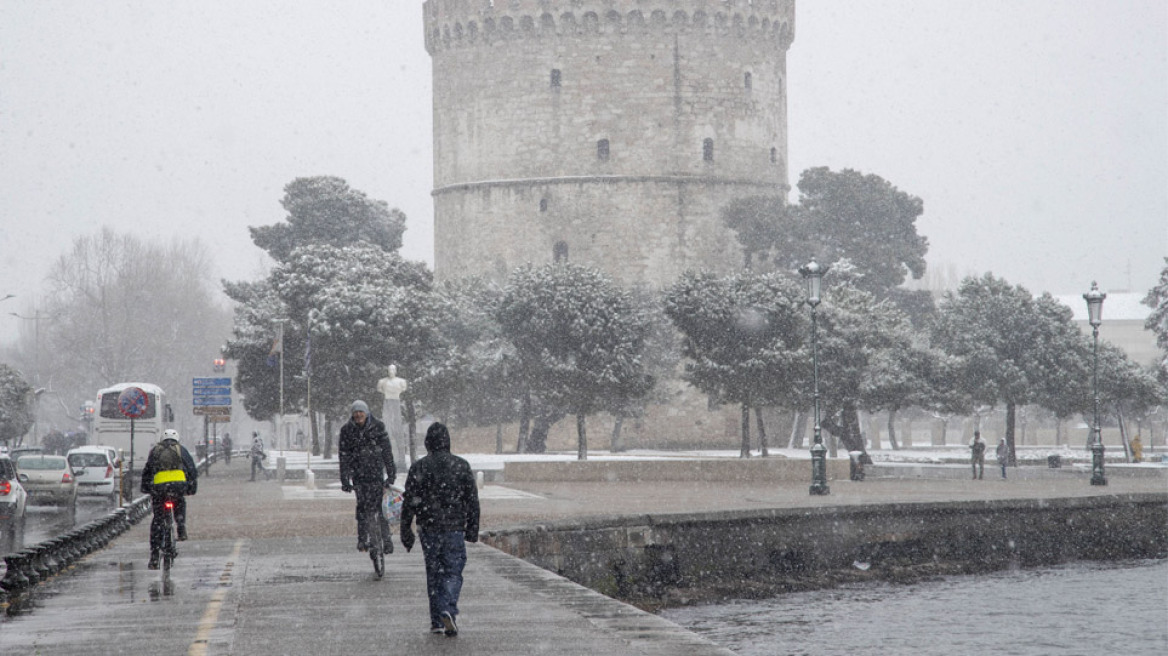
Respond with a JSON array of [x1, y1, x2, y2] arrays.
[[249, 432, 266, 481], [1130, 435, 1143, 463], [969, 431, 986, 480], [996, 438, 1008, 478], [400, 422, 480, 637], [221, 433, 233, 465]]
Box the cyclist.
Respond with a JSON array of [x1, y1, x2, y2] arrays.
[[141, 428, 198, 569], [338, 400, 395, 553]]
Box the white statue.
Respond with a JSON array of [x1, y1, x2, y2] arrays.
[[377, 364, 409, 471]]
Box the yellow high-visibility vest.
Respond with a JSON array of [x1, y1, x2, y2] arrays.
[[153, 469, 187, 484]]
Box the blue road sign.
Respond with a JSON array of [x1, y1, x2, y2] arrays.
[[192, 387, 232, 396], [193, 377, 231, 387], [193, 396, 232, 406]]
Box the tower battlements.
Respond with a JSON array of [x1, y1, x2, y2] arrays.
[[424, 0, 794, 54]]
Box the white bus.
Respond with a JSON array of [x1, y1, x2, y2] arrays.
[[92, 382, 173, 472]]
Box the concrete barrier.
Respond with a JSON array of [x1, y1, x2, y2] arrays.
[[504, 457, 852, 483], [482, 493, 1168, 604]]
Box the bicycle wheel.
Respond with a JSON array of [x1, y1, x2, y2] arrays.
[[367, 508, 384, 579], [162, 505, 177, 574]]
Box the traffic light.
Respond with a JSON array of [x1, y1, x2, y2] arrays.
[[213, 358, 226, 373]]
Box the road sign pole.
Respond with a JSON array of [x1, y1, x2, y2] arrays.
[[129, 417, 135, 498]]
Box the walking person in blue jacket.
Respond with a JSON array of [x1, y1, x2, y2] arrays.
[[400, 422, 480, 637]]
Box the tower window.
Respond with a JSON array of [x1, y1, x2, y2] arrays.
[[744, 72, 752, 90], [597, 139, 610, 161], [550, 69, 561, 88], [703, 138, 714, 162], [553, 241, 569, 263], [770, 147, 777, 163], [539, 198, 548, 212]]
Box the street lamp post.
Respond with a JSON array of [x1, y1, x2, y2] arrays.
[[1083, 281, 1107, 486], [800, 261, 831, 496], [10, 309, 47, 443]]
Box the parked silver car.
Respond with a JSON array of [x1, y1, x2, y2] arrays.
[[15, 454, 78, 513]]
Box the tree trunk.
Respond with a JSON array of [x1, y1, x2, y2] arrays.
[[836, 401, 865, 454], [323, 416, 333, 460], [1055, 419, 1063, 446], [310, 410, 320, 456], [887, 410, 900, 450], [528, 414, 551, 454], [495, 422, 503, 455], [611, 416, 625, 452], [788, 410, 806, 449], [1005, 402, 1017, 467], [517, 391, 531, 453], [1116, 404, 1131, 462], [755, 406, 769, 457], [576, 414, 588, 461], [740, 403, 751, 458]]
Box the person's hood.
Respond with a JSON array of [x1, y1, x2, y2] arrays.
[[424, 422, 450, 453]]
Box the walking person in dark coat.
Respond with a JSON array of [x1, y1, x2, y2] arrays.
[[400, 422, 480, 637], [996, 438, 1009, 478], [969, 431, 987, 480], [339, 400, 396, 552]]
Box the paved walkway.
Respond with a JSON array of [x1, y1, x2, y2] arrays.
[[0, 455, 1163, 655]]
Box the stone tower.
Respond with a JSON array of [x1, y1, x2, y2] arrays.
[[425, 0, 796, 286]]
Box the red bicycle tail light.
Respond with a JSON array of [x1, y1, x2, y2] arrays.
[[164, 500, 175, 510], [0, 480, 10, 495]]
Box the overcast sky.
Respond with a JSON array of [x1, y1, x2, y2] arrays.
[[2, 0, 1165, 345]]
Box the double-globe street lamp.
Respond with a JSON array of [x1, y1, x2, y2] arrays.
[[799, 261, 830, 496], [1083, 281, 1107, 486]]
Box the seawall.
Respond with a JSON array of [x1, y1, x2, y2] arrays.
[[482, 493, 1168, 607]]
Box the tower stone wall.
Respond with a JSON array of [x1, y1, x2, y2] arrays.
[[425, 0, 796, 286]]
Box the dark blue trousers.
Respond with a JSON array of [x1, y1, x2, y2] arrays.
[[420, 530, 467, 628]]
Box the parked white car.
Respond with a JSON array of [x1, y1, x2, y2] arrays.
[[0, 455, 28, 535], [67, 446, 121, 500]]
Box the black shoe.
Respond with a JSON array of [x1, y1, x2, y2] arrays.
[[177, 526, 188, 541], [385, 536, 393, 554], [357, 540, 368, 552], [441, 611, 458, 636], [148, 552, 160, 570], [430, 626, 446, 635]]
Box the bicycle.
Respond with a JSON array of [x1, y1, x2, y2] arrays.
[[366, 499, 388, 579], [160, 497, 178, 575]]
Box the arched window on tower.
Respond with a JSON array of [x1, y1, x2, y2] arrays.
[[550, 69, 561, 89], [770, 147, 777, 164], [744, 72, 752, 90], [540, 198, 548, 212], [597, 139, 610, 161], [703, 138, 714, 162], [553, 241, 569, 263]]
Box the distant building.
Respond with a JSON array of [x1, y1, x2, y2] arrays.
[[424, 0, 796, 287], [1055, 291, 1159, 368]]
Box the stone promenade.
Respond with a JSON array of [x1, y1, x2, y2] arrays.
[[0, 455, 1162, 655]]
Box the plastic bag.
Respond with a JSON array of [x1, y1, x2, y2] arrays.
[[383, 484, 405, 523]]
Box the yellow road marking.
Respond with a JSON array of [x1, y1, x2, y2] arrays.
[[188, 539, 244, 656]]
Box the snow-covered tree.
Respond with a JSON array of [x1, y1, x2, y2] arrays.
[[249, 176, 407, 263], [224, 244, 441, 455], [664, 270, 807, 457], [932, 274, 1086, 464], [496, 264, 654, 457], [1143, 257, 1168, 380], [0, 364, 33, 448]]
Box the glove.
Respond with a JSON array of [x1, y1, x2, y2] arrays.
[[400, 528, 414, 552], [465, 532, 478, 544], [383, 478, 393, 489], [341, 482, 352, 493], [186, 481, 197, 496]]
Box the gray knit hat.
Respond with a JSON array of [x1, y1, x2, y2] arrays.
[[351, 400, 369, 415]]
